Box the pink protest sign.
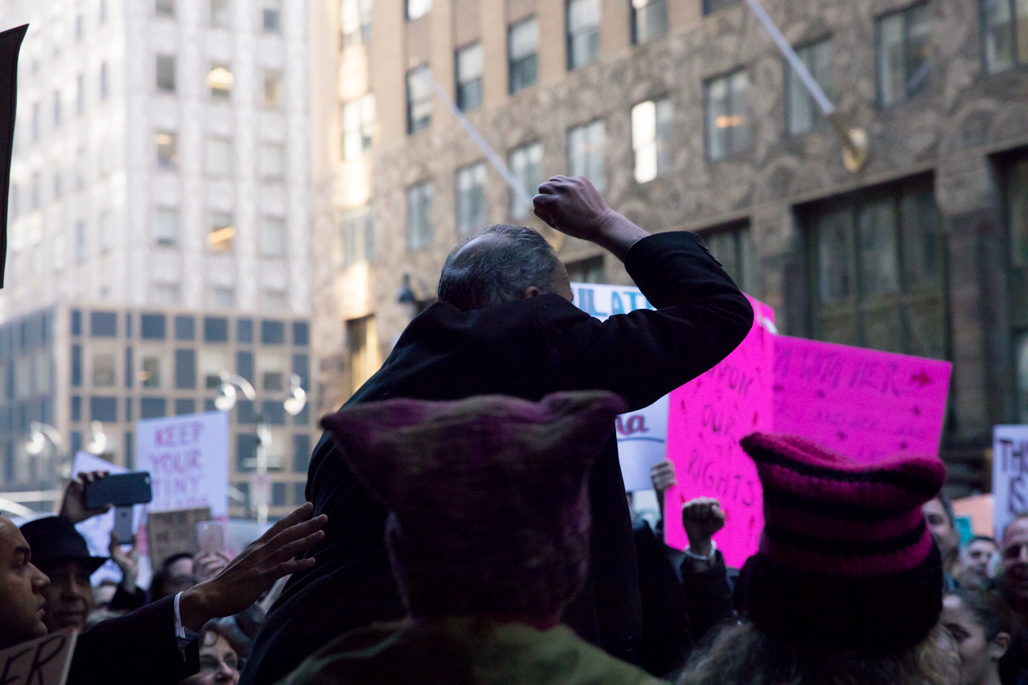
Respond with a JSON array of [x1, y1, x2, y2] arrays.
[[664, 297, 774, 568], [773, 336, 951, 463]]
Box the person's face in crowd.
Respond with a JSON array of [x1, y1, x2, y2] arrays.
[[1002, 518, 1028, 603], [923, 498, 959, 561], [179, 633, 239, 685], [942, 595, 1010, 685], [960, 539, 998, 585], [36, 559, 94, 632], [0, 517, 50, 647]]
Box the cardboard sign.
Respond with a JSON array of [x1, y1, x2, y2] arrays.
[[993, 425, 1028, 538], [0, 628, 77, 685], [135, 412, 230, 517], [570, 282, 668, 491], [664, 297, 775, 567], [773, 336, 952, 462], [146, 507, 212, 569]]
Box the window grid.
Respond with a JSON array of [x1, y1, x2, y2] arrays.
[[568, 120, 606, 193], [406, 182, 434, 250], [509, 142, 543, 219], [455, 43, 483, 112], [456, 163, 487, 235], [631, 98, 672, 183], [341, 0, 373, 48], [509, 18, 539, 94], [407, 68, 431, 134], [631, 0, 668, 45], [786, 38, 833, 136], [567, 0, 601, 69], [705, 70, 750, 161], [876, 3, 932, 107], [342, 204, 375, 267], [981, 0, 1028, 74], [342, 94, 375, 159]]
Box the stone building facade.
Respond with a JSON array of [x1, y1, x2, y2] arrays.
[[312, 0, 1028, 494]]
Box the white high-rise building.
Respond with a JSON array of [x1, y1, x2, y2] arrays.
[[0, 0, 316, 521]]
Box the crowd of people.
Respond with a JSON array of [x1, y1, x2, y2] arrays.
[[2, 176, 1027, 684]]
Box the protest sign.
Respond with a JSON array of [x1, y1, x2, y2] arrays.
[[773, 336, 952, 463], [570, 282, 667, 491], [146, 507, 212, 569], [664, 297, 775, 567], [993, 425, 1028, 538], [0, 628, 77, 685], [135, 412, 230, 517]]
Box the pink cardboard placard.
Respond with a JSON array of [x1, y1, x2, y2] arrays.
[[773, 336, 952, 463], [664, 296, 774, 568]]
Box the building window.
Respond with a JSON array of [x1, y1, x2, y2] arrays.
[[156, 0, 175, 16], [263, 0, 281, 33], [1003, 158, 1028, 424], [406, 181, 434, 249], [175, 349, 196, 389], [205, 317, 229, 343], [91, 311, 117, 337], [261, 216, 287, 258], [981, 0, 1028, 74], [210, 287, 235, 310], [347, 315, 380, 394], [155, 207, 179, 247], [342, 94, 375, 159], [342, 204, 374, 267], [263, 70, 283, 106], [406, 68, 431, 134], [567, 0, 601, 70], [802, 178, 945, 358], [705, 69, 750, 161], [237, 320, 254, 344], [702, 222, 759, 296], [703, 0, 739, 13], [259, 142, 285, 179], [76, 74, 84, 114], [786, 38, 833, 136], [207, 136, 233, 176], [141, 397, 166, 419], [631, 98, 672, 183], [509, 17, 539, 94], [876, 3, 931, 107], [156, 131, 179, 169], [175, 315, 195, 341], [566, 255, 605, 283], [141, 314, 166, 339], [631, 0, 667, 45], [92, 353, 116, 387], [407, 0, 431, 21], [153, 283, 182, 305], [568, 120, 605, 193], [156, 55, 176, 92], [509, 142, 543, 219], [455, 43, 483, 112], [341, 0, 372, 47], [261, 320, 285, 345], [90, 397, 117, 422], [208, 212, 235, 251], [208, 63, 233, 99], [212, 0, 231, 26], [456, 163, 486, 235]]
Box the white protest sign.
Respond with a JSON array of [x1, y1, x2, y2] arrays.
[[0, 628, 77, 685], [994, 425, 1028, 538], [135, 412, 230, 517], [71, 452, 147, 586], [570, 282, 667, 491]]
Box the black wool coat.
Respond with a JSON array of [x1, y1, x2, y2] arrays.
[[240, 231, 754, 685]]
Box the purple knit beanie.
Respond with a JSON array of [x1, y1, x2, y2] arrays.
[[738, 432, 946, 652], [320, 391, 627, 621]]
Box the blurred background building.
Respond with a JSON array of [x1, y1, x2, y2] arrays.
[[0, 0, 318, 519], [309, 0, 1028, 496]]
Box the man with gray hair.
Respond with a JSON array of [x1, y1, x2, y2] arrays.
[[241, 176, 753, 685]]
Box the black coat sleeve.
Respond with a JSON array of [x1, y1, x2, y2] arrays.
[[69, 596, 199, 685], [679, 553, 735, 644], [107, 585, 146, 613], [541, 231, 754, 411]]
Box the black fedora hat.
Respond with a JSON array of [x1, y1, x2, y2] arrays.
[[20, 516, 107, 574]]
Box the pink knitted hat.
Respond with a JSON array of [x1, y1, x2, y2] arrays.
[[320, 391, 627, 621], [738, 432, 946, 651]]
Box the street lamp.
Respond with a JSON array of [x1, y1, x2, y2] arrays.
[[215, 370, 307, 525]]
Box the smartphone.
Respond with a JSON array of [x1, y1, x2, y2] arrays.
[[113, 506, 134, 543], [84, 472, 153, 508], [197, 521, 225, 556]]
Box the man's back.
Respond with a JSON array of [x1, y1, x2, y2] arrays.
[[241, 230, 752, 685]]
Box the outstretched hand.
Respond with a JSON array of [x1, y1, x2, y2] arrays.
[[60, 471, 111, 524], [109, 532, 139, 591], [179, 502, 326, 631], [650, 460, 676, 496], [532, 176, 648, 260]]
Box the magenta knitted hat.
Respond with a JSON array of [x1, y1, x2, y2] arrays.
[[737, 432, 946, 652], [320, 391, 627, 621]]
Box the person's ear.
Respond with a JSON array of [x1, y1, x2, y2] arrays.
[[990, 632, 1011, 660], [521, 286, 542, 299]]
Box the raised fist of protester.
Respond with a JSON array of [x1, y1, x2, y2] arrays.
[[650, 460, 677, 496], [179, 502, 326, 631], [60, 470, 111, 524], [109, 531, 139, 591], [533, 176, 648, 260], [681, 496, 725, 557]]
